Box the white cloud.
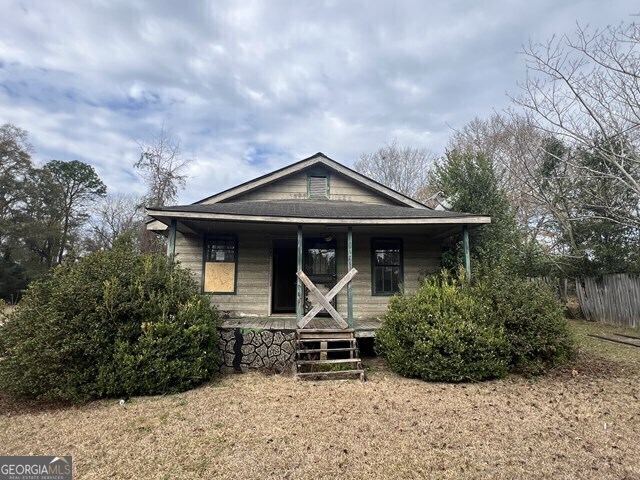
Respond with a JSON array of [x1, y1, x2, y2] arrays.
[[0, 0, 635, 203]]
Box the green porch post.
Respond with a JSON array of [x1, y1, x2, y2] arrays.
[[347, 226, 354, 329], [168, 219, 177, 262], [296, 225, 303, 323], [463, 224, 471, 281]]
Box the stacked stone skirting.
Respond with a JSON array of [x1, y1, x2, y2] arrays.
[[218, 328, 296, 373]]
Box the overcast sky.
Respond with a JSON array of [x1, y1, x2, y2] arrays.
[[0, 1, 636, 204]]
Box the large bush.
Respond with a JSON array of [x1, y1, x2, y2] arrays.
[[376, 270, 575, 382], [375, 274, 509, 382], [475, 273, 575, 375], [0, 237, 220, 402]]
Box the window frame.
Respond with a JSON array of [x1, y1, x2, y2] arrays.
[[370, 237, 404, 296], [201, 234, 238, 295]]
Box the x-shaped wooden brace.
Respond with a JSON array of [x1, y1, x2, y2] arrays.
[[296, 268, 358, 329]]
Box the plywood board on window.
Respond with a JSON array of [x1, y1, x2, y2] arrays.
[[204, 262, 235, 293]]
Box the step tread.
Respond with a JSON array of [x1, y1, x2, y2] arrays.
[[297, 334, 354, 340], [296, 370, 364, 377], [297, 347, 357, 354], [297, 338, 356, 343], [297, 328, 354, 333], [297, 358, 362, 365]]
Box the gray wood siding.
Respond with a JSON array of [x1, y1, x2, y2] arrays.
[[333, 233, 441, 319], [174, 232, 203, 284], [215, 170, 400, 205], [174, 230, 271, 316], [330, 174, 398, 205], [174, 228, 441, 319]]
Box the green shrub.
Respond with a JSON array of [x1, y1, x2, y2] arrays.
[[375, 274, 509, 382], [0, 236, 220, 402], [376, 270, 575, 382], [474, 274, 575, 375]]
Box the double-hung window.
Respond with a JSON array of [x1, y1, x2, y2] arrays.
[[372, 238, 402, 295]]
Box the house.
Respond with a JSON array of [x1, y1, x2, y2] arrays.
[[146, 152, 490, 376]]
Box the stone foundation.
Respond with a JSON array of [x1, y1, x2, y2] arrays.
[[218, 328, 296, 373]]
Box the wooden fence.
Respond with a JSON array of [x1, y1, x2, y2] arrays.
[[576, 274, 640, 328]]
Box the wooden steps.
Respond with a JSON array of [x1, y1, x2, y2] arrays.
[[295, 329, 365, 381]]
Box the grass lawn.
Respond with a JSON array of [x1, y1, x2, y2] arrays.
[[2, 320, 640, 479]]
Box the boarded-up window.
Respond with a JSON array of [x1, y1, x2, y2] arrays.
[[308, 175, 328, 198], [203, 235, 237, 293]]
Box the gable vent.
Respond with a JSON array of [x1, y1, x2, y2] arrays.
[[309, 175, 328, 199]]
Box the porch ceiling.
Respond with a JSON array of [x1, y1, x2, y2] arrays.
[[155, 218, 471, 241]]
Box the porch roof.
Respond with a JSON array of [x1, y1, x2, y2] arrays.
[[147, 200, 491, 226]]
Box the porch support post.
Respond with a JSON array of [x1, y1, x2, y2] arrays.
[[463, 224, 471, 281], [347, 226, 354, 329], [296, 225, 303, 323], [168, 219, 177, 261]]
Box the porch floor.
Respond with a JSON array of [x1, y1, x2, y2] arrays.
[[220, 317, 382, 338]]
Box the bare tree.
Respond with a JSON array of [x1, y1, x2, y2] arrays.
[[134, 125, 192, 206], [513, 21, 640, 227], [87, 193, 143, 251], [450, 116, 535, 210], [448, 114, 552, 242], [355, 140, 437, 202], [452, 112, 640, 275], [447, 114, 590, 272]]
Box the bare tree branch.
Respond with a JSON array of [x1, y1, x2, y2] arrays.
[[134, 125, 192, 206], [355, 139, 437, 202], [87, 193, 143, 251], [512, 21, 640, 208]]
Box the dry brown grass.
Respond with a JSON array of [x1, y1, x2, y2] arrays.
[[2, 321, 640, 479]]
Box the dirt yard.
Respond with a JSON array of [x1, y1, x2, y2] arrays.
[[2, 320, 640, 479]]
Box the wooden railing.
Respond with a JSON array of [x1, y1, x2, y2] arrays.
[[296, 268, 358, 329]]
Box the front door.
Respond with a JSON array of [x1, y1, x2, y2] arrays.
[[304, 238, 337, 316], [271, 240, 297, 314]]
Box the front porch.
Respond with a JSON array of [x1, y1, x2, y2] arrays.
[[218, 316, 379, 378], [221, 316, 383, 338]]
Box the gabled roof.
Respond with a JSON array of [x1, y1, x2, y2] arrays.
[[193, 152, 429, 209], [147, 200, 491, 226]]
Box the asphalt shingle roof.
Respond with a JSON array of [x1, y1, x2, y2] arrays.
[[151, 200, 480, 219]]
